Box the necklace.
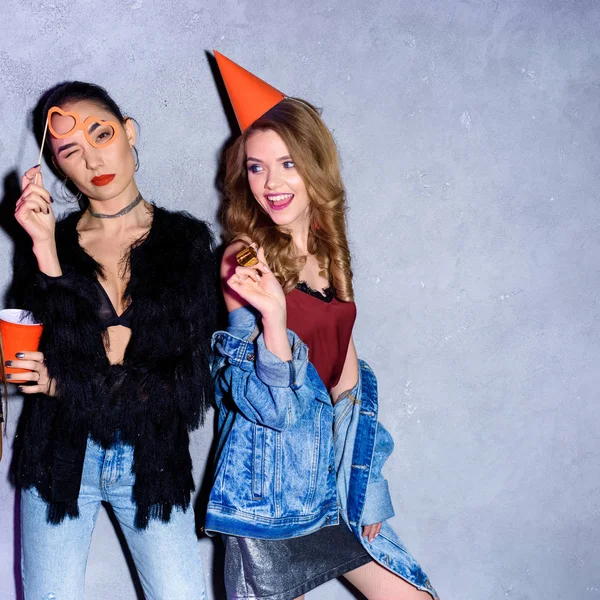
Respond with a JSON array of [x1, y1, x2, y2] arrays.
[[88, 192, 144, 219]]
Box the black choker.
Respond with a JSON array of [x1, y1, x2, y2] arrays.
[[88, 192, 144, 219]]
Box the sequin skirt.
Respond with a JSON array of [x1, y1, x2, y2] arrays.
[[223, 520, 372, 600]]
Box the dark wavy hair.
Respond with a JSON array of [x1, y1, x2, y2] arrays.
[[34, 81, 131, 210]]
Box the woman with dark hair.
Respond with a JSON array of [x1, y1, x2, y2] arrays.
[[10, 81, 215, 599], [206, 53, 438, 600]]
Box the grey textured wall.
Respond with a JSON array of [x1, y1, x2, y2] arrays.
[[1, 1, 599, 598]]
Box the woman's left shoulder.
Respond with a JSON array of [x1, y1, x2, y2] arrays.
[[154, 205, 211, 229], [153, 206, 214, 245]]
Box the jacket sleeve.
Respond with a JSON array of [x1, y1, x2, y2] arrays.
[[362, 421, 396, 526], [212, 306, 318, 431], [13, 242, 108, 418], [7, 213, 104, 408], [168, 217, 216, 430]]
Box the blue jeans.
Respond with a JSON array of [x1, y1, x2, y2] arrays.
[[20, 437, 206, 599]]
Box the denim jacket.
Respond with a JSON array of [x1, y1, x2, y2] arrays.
[[206, 306, 437, 598], [334, 362, 438, 598]]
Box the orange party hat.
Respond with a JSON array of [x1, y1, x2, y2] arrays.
[[214, 51, 286, 132]]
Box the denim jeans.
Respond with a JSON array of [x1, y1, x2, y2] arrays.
[[20, 437, 206, 599]]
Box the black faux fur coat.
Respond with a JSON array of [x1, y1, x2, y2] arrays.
[[12, 205, 216, 528]]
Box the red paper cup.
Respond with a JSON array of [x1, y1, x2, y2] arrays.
[[0, 309, 43, 384]]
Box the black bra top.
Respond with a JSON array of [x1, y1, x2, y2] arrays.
[[94, 279, 134, 329], [296, 281, 335, 303]]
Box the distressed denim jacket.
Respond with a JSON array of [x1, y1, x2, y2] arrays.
[[334, 362, 438, 598], [206, 306, 438, 598]]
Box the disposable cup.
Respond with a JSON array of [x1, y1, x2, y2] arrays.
[[0, 309, 43, 384]]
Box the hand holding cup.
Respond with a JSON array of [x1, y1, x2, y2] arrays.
[[5, 351, 54, 396], [0, 309, 52, 394]]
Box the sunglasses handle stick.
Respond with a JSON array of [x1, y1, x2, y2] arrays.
[[34, 119, 49, 186]]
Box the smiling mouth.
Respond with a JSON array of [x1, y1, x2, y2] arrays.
[[266, 193, 294, 210], [91, 174, 115, 186]]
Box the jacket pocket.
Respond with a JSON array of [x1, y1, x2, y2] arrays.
[[303, 402, 323, 511], [252, 424, 265, 498]]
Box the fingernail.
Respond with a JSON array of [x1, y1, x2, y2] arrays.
[[16, 352, 25, 358], [46, 207, 50, 214], [5, 361, 12, 367], [50, 196, 54, 203], [18, 386, 24, 392], [33, 164, 40, 168], [6, 374, 13, 380]]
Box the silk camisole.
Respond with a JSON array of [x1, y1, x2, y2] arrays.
[[285, 282, 356, 391]]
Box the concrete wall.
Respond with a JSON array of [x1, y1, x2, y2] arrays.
[[1, 0, 599, 598]]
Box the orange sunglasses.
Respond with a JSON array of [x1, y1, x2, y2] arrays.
[[47, 106, 120, 149]]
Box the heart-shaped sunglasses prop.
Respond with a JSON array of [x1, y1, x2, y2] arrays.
[[34, 106, 120, 184]]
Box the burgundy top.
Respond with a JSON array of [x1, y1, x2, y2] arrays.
[[286, 282, 357, 391]]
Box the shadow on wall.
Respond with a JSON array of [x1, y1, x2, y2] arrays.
[[193, 410, 227, 599], [0, 167, 33, 598], [12, 490, 22, 599], [0, 169, 35, 310], [1, 84, 76, 309], [0, 168, 44, 599], [1, 164, 32, 597]]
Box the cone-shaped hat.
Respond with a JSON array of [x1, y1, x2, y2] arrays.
[[214, 51, 286, 132]]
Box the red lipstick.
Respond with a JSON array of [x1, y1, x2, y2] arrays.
[[91, 174, 115, 186]]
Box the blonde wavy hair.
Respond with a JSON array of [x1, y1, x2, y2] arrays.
[[222, 98, 354, 302]]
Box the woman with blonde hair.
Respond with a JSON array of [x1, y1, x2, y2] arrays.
[[206, 52, 438, 600]]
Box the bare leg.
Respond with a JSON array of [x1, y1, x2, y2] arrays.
[[343, 561, 434, 600]]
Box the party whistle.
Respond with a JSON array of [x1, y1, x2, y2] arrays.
[[236, 244, 259, 267]]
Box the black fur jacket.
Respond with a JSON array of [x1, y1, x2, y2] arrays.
[[12, 205, 216, 528]]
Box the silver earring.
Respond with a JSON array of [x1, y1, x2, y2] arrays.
[[132, 146, 140, 172], [61, 176, 82, 204]]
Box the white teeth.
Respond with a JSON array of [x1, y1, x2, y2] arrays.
[[267, 194, 293, 203]]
